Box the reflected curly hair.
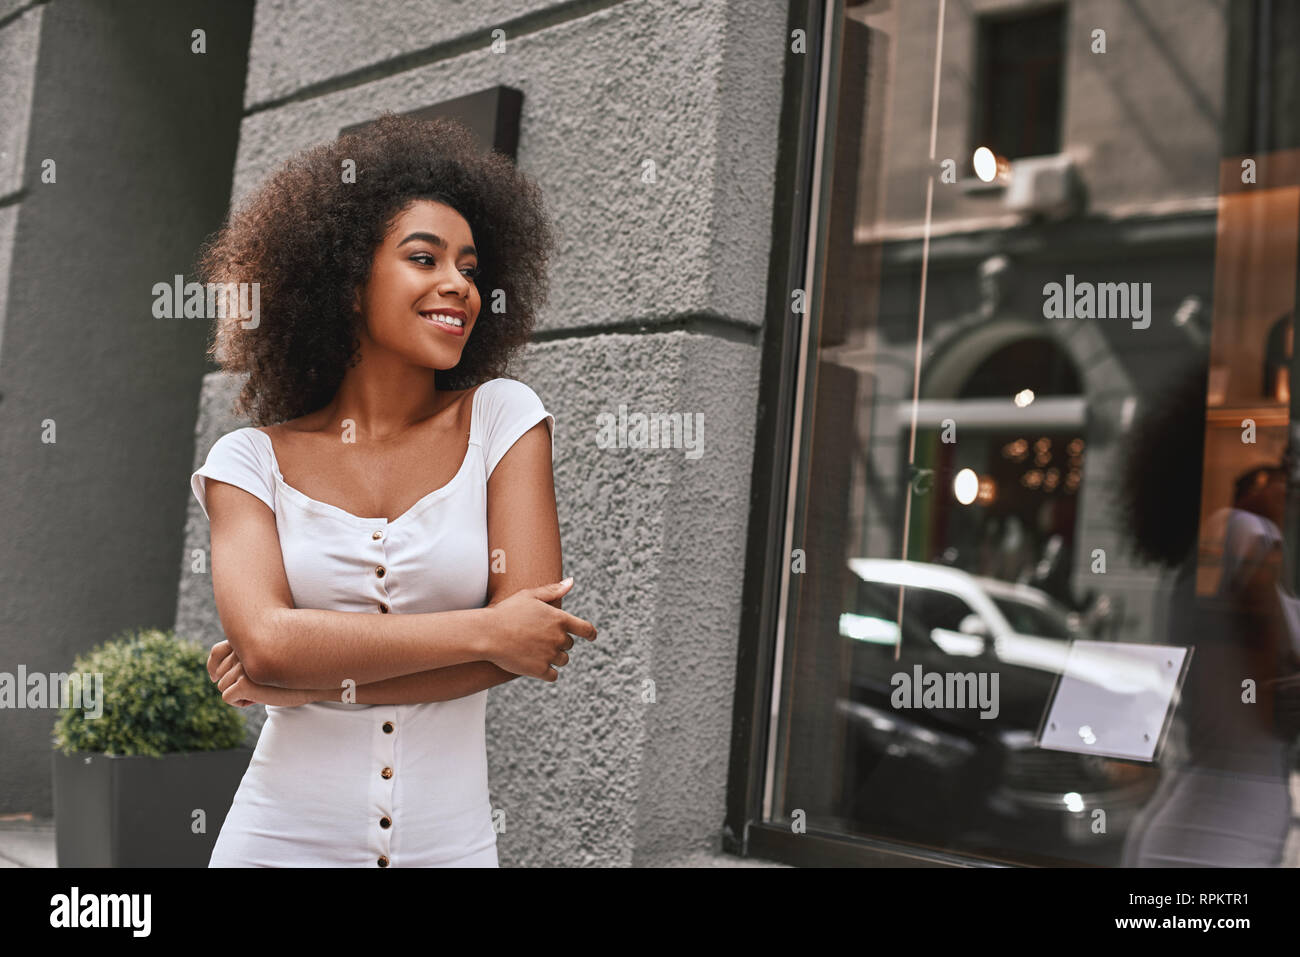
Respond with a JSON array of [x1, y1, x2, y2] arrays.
[[1119, 356, 1209, 566], [197, 112, 555, 426]]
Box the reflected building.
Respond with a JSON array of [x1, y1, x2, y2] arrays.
[[829, 0, 1255, 638], [774, 0, 1300, 865]]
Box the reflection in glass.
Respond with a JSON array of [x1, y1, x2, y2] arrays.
[[770, 0, 1300, 866]]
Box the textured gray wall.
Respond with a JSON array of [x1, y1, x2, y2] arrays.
[[0, 0, 253, 815], [175, 0, 793, 865], [0, 3, 42, 364]]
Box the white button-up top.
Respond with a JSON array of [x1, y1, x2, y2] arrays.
[[190, 377, 554, 867]]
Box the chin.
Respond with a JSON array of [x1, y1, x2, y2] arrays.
[[432, 351, 466, 370]]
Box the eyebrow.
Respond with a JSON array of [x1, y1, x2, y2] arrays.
[[396, 231, 477, 257]]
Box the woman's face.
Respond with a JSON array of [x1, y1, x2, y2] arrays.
[[358, 199, 481, 370]]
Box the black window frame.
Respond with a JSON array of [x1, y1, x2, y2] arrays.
[[967, 1, 1068, 172], [723, 0, 990, 869]]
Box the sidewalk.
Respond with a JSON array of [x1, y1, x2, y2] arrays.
[[9, 810, 1292, 866], [0, 818, 55, 868], [0, 815, 787, 867]]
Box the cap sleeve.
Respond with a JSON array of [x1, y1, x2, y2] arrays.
[[1218, 507, 1283, 595], [479, 378, 556, 480], [190, 428, 276, 521]]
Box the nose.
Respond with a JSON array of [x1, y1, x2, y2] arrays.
[[438, 264, 471, 300]]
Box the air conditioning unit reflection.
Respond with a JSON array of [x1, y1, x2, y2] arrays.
[[1004, 154, 1083, 219]]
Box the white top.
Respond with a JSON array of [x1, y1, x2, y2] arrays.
[[190, 376, 554, 867]]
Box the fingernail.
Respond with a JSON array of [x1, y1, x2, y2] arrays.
[[561, 577, 573, 586]]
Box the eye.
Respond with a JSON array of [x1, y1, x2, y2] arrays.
[[408, 253, 479, 283]]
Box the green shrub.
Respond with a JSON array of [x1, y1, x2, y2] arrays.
[[51, 626, 245, 757]]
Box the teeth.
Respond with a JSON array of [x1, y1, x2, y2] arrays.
[[424, 313, 464, 327]]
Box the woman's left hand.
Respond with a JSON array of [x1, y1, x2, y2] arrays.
[[209, 639, 320, 708]]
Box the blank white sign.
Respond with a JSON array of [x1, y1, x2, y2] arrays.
[[1037, 640, 1191, 762]]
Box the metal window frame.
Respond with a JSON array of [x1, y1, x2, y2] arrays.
[[968, 1, 1068, 166], [723, 0, 1004, 869]]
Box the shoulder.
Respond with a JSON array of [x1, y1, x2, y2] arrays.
[[191, 427, 277, 520], [476, 376, 546, 408], [474, 377, 550, 431], [1212, 506, 1281, 543], [198, 426, 277, 476], [206, 426, 265, 455], [475, 378, 555, 478]]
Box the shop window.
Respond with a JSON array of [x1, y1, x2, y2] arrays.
[[973, 5, 1065, 162], [740, 0, 1300, 869]]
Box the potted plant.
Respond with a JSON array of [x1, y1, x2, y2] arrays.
[[51, 626, 252, 867]]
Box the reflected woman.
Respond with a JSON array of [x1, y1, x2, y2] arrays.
[[1120, 359, 1298, 867]]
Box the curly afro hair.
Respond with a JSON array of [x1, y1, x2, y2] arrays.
[[197, 112, 556, 426], [1119, 356, 1209, 567]]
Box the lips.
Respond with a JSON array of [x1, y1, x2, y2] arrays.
[[419, 308, 467, 336]]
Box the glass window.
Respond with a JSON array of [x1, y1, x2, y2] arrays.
[[975, 6, 1065, 161], [989, 595, 1074, 641], [765, 0, 1300, 867]]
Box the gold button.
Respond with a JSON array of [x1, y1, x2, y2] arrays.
[[381, 766, 393, 780], [379, 602, 389, 613], [377, 855, 389, 867], [382, 721, 394, 733], [372, 530, 383, 540], [380, 816, 392, 829], [375, 565, 386, 578]]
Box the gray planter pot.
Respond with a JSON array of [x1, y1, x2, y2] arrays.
[[52, 748, 253, 867]]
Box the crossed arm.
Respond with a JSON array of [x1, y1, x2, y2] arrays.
[[206, 420, 562, 707], [209, 623, 519, 707]]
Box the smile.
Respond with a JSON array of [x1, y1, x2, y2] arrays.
[[419, 310, 466, 336]]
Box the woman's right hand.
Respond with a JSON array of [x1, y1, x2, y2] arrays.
[[483, 579, 597, 680]]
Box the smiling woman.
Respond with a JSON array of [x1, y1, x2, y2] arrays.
[[198, 111, 554, 426], [187, 113, 597, 868], [368, 205, 481, 360]]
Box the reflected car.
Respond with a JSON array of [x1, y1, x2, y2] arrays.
[[835, 559, 1158, 864]]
